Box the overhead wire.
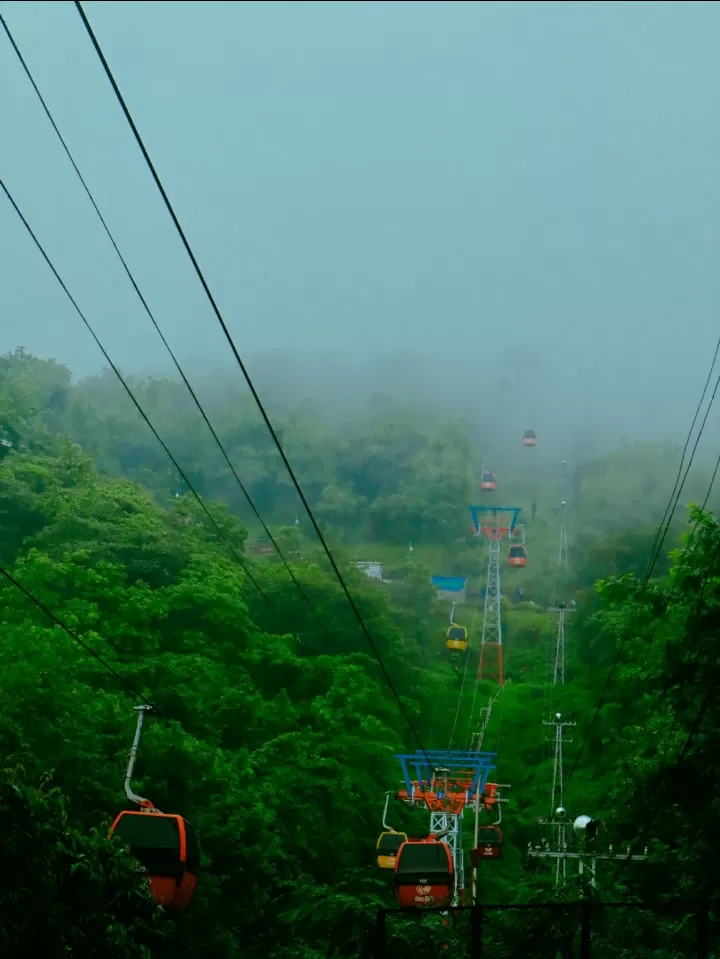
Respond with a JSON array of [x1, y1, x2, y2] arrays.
[[0, 175, 272, 611], [1, 552, 248, 750], [565, 348, 720, 786], [701, 444, 720, 510], [493, 683, 506, 754], [446, 605, 479, 750], [608, 463, 720, 886], [0, 562, 154, 706], [0, 11, 324, 631], [643, 336, 720, 582], [610, 682, 713, 888], [73, 1, 432, 763], [461, 638, 483, 750], [460, 543, 489, 749]]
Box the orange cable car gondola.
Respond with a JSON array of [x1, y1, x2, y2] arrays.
[[110, 809, 200, 909], [508, 544, 527, 567], [471, 825, 503, 865], [394, 839, 454, 908], [109, 706, 199, 911], [376, 830, 408, 869], [480, 470, 496, 491], [523, 430, 537, 447]]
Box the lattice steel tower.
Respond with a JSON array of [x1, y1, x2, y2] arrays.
[[469, 507, 520, 686], [480, 537, 503, 683]]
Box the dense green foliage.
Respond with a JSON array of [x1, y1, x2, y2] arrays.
[[0, 767, 164, 958], [1, 348, 718, 956]]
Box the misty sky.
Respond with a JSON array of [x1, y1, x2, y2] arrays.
[[1, 1, 719, 449]]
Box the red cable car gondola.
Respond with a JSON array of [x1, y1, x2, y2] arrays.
[[508, 544, 527, 567], [109, 705, 199, 911], [394, 839, 454, 908], [480, 470, 497, 491], [523, 430, 537, 447], [471, 826, 503, 865]]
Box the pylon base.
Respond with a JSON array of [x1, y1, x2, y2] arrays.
[[478, 642, 503, 684]]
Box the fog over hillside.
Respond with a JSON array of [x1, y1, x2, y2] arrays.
[[2, 0, 718, 469]]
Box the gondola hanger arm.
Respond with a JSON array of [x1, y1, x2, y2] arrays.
[[125, 704, 155, 807]]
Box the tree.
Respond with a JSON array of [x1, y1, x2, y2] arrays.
[[0, 768, 164, 958]]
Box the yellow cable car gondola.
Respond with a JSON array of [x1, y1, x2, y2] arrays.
[[376, 830, 408, 869], [446, 624, 468, 652]]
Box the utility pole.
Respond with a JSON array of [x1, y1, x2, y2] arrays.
[[527, 834, 648, 887], [536, 532, 575, 885], [541, 712, 575, 885], [530, 580, 647, 889], [558, 500, 568, 572], [548, 605, 570, 686]]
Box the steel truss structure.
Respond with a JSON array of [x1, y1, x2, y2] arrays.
[[394, 750, 498, 905], [468, 507, 520, 685]]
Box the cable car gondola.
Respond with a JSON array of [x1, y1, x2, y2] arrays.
[[523, 430, 537, 447], [471, 826, 503, 864], [480, 470, 496, 491], [446, 624, 468, 652], [109, 706, 199, 910], [508, 544, 527, 567], [110, 809, 200, 909], [394, 839, 454, 907], [376, 830, 408, 869]]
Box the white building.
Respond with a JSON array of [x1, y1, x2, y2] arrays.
[[355, 561, 384, 582]]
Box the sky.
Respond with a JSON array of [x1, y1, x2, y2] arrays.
[[1, 0, 719, 452]]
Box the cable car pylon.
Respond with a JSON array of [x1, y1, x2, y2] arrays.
[[393, 750, 498, 906], [469, 506, 521, 684]]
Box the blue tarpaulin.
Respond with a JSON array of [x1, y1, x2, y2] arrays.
[[431, 576, 466, 592]]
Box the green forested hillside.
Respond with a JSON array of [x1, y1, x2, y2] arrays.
[[1, 347, 718, 957]]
